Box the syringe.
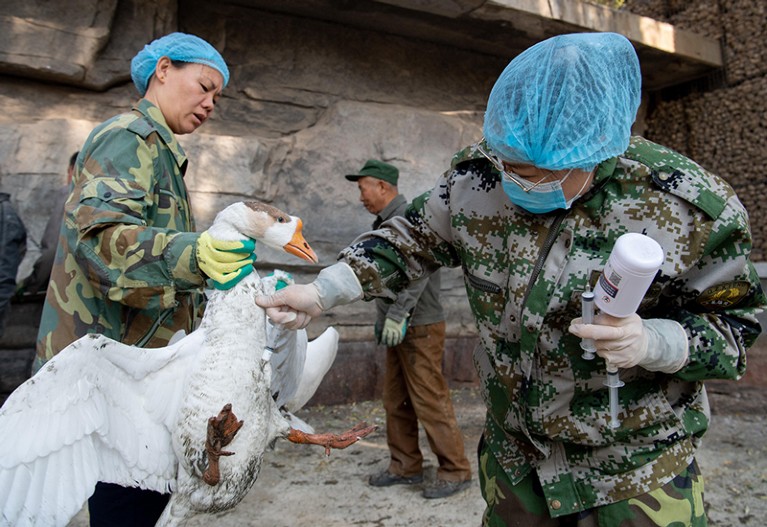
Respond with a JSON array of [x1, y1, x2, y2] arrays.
[[581, 287, 622, 428], [604, 364, 624, 429], [261, 324, 284, 363], [580, 288, 597, 360], [593, 233, 664, 430]]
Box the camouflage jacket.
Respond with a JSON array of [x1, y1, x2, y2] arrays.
[[34, 99, 206, 372], [339, 136, 765, 516]]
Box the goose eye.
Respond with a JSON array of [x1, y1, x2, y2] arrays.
[[277, 217, 285, 223]]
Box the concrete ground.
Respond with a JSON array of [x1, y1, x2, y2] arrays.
[[67, 380, 766, 527]]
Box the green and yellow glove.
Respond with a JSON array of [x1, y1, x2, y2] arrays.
[[381, 317, 408, 347], [196, 231, 256, 290]]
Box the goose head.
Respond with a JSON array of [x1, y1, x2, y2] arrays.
[[206, 201, 318, 263]]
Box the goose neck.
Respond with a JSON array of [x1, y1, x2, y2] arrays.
[[206, 222, 246, 242]]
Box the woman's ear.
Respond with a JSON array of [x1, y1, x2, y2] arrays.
[[154, 56, 172, 84], [145, 56, 172, 96]]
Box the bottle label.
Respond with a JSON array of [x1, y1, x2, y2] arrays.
[[598, 268, 620, 299]]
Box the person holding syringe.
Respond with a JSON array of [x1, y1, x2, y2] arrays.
[[257, 32, 767, 526]]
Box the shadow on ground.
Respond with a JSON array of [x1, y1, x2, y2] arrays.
[[67, 382, 766, 527]]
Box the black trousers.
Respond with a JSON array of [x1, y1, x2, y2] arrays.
[[88, 482, 170, 527]]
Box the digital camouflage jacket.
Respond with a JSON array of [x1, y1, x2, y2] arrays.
[[339, 136, 766, 517], [34, 99, 205, 372]]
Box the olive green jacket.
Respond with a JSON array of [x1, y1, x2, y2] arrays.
[[339, 136, 766, 516], [372, 194, 444, 328], [34, 100, 205, 372]]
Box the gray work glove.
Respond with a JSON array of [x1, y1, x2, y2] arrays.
[[381, 316, 408, 347]]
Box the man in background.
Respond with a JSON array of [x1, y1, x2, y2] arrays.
[[19, 151, 77, 294], [345, 159, 472, 499], [0, 192, 26, 337]]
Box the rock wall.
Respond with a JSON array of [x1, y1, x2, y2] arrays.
[[1, 0, 763, 403], [1, 0, 502, 336], [1, 0, 498, 403]]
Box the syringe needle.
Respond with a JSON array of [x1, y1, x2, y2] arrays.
[[580, 289, 597, 360]]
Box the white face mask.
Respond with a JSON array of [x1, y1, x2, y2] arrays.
[[501, 169, 576, 214]]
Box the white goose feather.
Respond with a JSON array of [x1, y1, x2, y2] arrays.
[[0, 201, 358, 527]]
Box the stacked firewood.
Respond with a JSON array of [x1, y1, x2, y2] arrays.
[[624, 0, 767, 261]]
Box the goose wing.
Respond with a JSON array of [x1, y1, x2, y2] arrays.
[[284, 326, 339, 413], [0, 332, 202, 527], [269, 322, 308, 409], [263, 270, 310, 409]]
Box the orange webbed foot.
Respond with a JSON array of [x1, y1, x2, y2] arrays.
[[287, 422, 378, 455]]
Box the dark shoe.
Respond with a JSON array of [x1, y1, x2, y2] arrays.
[[368, 470, 424, 487], [422, 478, 472, 499]]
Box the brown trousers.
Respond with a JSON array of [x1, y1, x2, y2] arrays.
[[383, 321, 472, 482]]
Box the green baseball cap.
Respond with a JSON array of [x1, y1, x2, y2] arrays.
[[345, 159, 399, 185]]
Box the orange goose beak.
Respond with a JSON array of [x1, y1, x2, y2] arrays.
[[283, 218, 318, 263]]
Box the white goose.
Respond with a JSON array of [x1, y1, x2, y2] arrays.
[[0, 201, 374, 527]]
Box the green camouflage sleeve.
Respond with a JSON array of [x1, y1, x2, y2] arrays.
[[71, 123, 203, 310], [623, 137, 767, 382], [339, 184, 460, 302], [645, 191, 765, 382]]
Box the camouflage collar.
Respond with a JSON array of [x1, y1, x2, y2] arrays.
[[592, 155, 618, 186], [133, 99, 188, 171]]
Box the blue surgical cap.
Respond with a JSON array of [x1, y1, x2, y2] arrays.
[[483, 32, 641, 170], [130, 32, 230, 96]]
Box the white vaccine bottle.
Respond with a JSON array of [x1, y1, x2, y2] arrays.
[[594, 233, 664, 317]]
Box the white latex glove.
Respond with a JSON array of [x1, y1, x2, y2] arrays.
[[255, 262, 363, 330], [569, 314, 689, 373]]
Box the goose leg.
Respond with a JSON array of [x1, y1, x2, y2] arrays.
[[287, 422, 378, 455], [203, 403, 244, 485]]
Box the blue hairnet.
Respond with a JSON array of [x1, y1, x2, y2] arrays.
[[483, 32, 641, 170], [130, 32, 230, 96]]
